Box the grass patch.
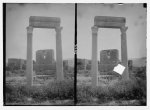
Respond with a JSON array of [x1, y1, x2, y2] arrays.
[[77, 77, 146, 105], [5, 79, 74, 105], [44, 79, 74, 100]]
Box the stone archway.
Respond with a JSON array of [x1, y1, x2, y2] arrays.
[[26, 16, 64, 87], [91, 16, 129, 87]]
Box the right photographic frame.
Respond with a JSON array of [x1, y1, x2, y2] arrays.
[[77, 3, 147, 106]]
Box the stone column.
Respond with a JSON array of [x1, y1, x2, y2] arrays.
[[55, 27, 64, 81], [120, 26, 129, 80], [26, 26, 33, 87], [91, 26, 99, 87], [84, 60, 86, 71]]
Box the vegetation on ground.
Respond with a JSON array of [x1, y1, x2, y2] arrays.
[[5, 79, 74, 105], [77, 67, 146, 105]]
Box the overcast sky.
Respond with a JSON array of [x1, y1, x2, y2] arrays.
[[6, 3, 75, 61], [77, 3, 146, 60], [6, 3, 146, 62]]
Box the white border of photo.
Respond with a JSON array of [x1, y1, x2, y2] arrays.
[[0, 0, 149, 110]]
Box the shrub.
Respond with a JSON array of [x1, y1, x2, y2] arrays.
[[132, 67, 146, 80], [77, 85, 115, 103], [77, 85, 93, 103], [44, 79, 74, 100], [94, 86, 115, 103], [26, 86, 47, 102], [112, 78, 146, 101], [5, 84, 50, 103], [5, 84, 27, 103], [5, 79, 74, 104], [77, 77, 146, 104]]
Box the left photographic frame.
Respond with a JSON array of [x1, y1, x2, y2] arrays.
[[3, 3, 75, 106]]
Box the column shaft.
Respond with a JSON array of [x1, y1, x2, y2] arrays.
[[26, 26, 33, 87], [91, 26, 98, 87], [55, 27, 64, 81], [120, 26, 129, 80]]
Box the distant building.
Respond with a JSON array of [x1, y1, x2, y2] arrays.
[[100, 49, 119, 64], [77, 58, 90, 70], [36, 49, 55, 65], [63, 58, 74, 72], [128, 60, 133, 70], [35, 49, 56, 73], [64, 58, 74, 67], [99, 49, 119, 75], [129, 57, 146, 67], [7, 58, 26, 70], [64, 58, 91, 71]]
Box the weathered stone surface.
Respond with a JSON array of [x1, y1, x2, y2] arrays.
[[95, 21, 125, 28], [35, 49, 55, 73], [99, 64, 117, 72], [8, 58, 26, 70], [26, 26, 33, 87], [120, 26, 129, 79], [95, 16, 126, 23], [99, 49, 119, 74], [91, 26, 98, 86], [36, 49, 55, 65], [29, 16, 60, 28], [30, 16, 60, 22], [94, 16, 125, 28], [55, 26, 64, 81], [128, 60, 133, 70], [34, 64, 56, 72], [100, 49, 119, 64]]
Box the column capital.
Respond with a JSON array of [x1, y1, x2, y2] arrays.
[[120, 26, 128, 34], [91, 26, 98, 34], [55, 26, 63, 33], [27, 26, 33, 34]]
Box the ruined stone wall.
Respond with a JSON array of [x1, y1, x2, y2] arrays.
[[35, 49, 55, 73], [99, 49, 119, 74], [36, 49, 55, 65]]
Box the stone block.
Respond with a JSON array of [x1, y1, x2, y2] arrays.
[[94, 16, 125, 28], [36, 49, 55, 65], [35, 64, 56, 72], [29, 16, 60, 28], [94, 16, 126, 23], [100, 49, 119, 64], [99, 64, 117, 72]]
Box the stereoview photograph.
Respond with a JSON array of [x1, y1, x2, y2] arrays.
[[4, 3, 147, 106]]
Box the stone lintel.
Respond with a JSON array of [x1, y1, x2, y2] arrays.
[[29, 16, 60, 28], [94, 16, 126, 23], [94, 16, 126, 28], [95, 21, 125, 28], [30, 16, 60, 23]]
